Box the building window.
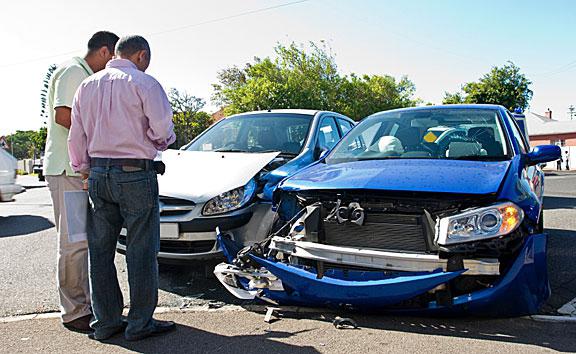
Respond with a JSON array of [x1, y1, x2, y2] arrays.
[[552, 139, 566, 146]]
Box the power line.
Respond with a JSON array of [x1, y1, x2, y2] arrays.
[[0, 0, 310, 69], [149, 0, 310, 37], [0, 50, 79, 69]]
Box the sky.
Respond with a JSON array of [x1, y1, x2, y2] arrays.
[[1, 0, 575, 136]]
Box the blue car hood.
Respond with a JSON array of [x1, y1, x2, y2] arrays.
[[279, 159, 511, 195]]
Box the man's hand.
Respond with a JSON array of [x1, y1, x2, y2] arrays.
[[55, 106, 72, 129]]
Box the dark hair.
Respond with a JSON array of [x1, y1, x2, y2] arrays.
[[87, 31, 120, 54], [115, 35, 150, 58]]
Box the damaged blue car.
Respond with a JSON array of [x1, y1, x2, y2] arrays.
[[214, 104, 561, 317]]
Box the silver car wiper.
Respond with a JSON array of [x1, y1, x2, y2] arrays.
[[214, 148, 249, 153]]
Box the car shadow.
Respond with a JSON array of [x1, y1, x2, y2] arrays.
[[544, 227, 576, 312], [543, 196, 576, 210], [158, 262, 247, 307], [335, 314, 576, 352], [102, 322, 319, 353], [0, 215, 54, 238]]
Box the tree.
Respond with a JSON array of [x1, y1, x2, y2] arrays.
[[442, 91, 465, 105], [212, 42, 419, 120], [168, 88, 212, 148], [443, 62, 533, 111], [6, 130, 45, 160]]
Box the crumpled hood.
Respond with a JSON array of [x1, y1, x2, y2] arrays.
[[279, 159, 511, 195], [158, 149, 279, 202]]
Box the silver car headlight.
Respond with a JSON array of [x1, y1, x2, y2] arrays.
[[202, 179, 257, 216], [437, 202, 524, 245]]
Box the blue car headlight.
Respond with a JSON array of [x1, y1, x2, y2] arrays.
[[202, 179, 257, 216], [437, 202, 524, 245]]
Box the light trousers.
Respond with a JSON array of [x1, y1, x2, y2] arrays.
[[46, 173, 91, 323]]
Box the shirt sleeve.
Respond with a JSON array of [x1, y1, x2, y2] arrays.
[[54, 65, 87, 108], [142, 81, 176, 151], [68, 87, 90, 174]]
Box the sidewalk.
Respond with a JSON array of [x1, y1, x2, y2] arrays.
[[1, 307, 576, 353]]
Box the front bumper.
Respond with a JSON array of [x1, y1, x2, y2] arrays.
[[215, 233, 549, 317], [0, 183, 24, 201], [117, 203, 276, 261]]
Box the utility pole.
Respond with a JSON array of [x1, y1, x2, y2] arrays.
[[568, 105, 576, 120]]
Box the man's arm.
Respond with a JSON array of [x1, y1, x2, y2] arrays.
[[142, 81, 176, 151], [53, 66, 86, 129], [68, 90, 90, 175], [54, 107, 72, 129]]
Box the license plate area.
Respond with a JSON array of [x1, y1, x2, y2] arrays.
[[160, 223, 179, 239]]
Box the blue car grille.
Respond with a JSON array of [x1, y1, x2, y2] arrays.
[[322, 213, 428, 253]]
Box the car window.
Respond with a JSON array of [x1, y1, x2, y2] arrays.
[[337, 119, 354, 136], [506, 112, 529, 154], [326, 108, 510, 164], [186, 114, 313, 155], [317, 117, 340, 151]]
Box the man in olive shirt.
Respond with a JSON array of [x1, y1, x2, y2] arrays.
[[43, 31, 119, 332]]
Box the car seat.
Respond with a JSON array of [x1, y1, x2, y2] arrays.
[[467, 127, 503, 156]]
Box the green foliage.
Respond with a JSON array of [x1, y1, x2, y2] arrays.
[[6, 129, 46, 159], [168, 88, 213, 148], [443, 62, 533, 111], [442, 91, 465, 105], [212, 42, 419, 120]]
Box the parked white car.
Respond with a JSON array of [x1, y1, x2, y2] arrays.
[[0, 149, 24, 201]]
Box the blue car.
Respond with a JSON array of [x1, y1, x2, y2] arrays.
[[117, 109, 355, 262], [214, 104, 561, 316]]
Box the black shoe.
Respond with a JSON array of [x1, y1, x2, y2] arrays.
[[88, 321, 128, 341], [63, 314, 92, 334], [125, 320, 176, 341]]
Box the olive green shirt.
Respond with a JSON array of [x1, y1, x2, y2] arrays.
[[43, 57, 93, 176]]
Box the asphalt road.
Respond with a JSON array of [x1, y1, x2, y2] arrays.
[[1, 174, 575, 317]]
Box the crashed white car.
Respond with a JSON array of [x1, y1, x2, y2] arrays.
[[0, 148, 24, 202], [117, 109, 355, 261]]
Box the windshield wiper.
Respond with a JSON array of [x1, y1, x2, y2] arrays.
[[214, 148, 249, 153], [449, 155, 509, 161], [257, 150, 298, 157]]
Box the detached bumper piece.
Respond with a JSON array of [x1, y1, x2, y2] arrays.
[[214, 232, 549, 316]]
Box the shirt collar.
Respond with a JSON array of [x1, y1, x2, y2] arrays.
[[106, 58, 138, 70], [74, 57, 94, 76]]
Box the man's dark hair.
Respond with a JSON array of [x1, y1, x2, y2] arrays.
[[87, 31, 120, 54], [115, 35, 150, 58]]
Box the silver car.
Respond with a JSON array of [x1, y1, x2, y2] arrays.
[[117, 109, 355, 262]]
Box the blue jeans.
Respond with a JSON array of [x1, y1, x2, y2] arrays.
[[87, 166, 159, 338]]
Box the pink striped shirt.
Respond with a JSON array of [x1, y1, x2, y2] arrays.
[[68, 58, 175, 173]]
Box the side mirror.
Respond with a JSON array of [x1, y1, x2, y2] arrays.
[[526, 145, 561, 166]]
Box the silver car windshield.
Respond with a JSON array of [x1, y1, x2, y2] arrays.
[[326, 108, 510, 164], [186, 114, 313, 155]]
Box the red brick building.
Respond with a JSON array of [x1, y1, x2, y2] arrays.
[[526, 110, 576, 169]]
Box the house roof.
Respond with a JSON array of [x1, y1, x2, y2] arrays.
[[525, 111, 576, 136]]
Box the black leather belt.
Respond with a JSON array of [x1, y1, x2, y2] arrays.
[[90, 158, 154, 171]]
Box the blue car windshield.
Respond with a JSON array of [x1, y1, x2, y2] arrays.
[[326, 108, 510, 164], [186, 114, 313, 155]]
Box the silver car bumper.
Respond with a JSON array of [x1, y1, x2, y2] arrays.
[[117, 202, 275, 262]]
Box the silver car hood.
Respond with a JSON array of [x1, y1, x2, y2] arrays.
[[158, 149, 280, 203]]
